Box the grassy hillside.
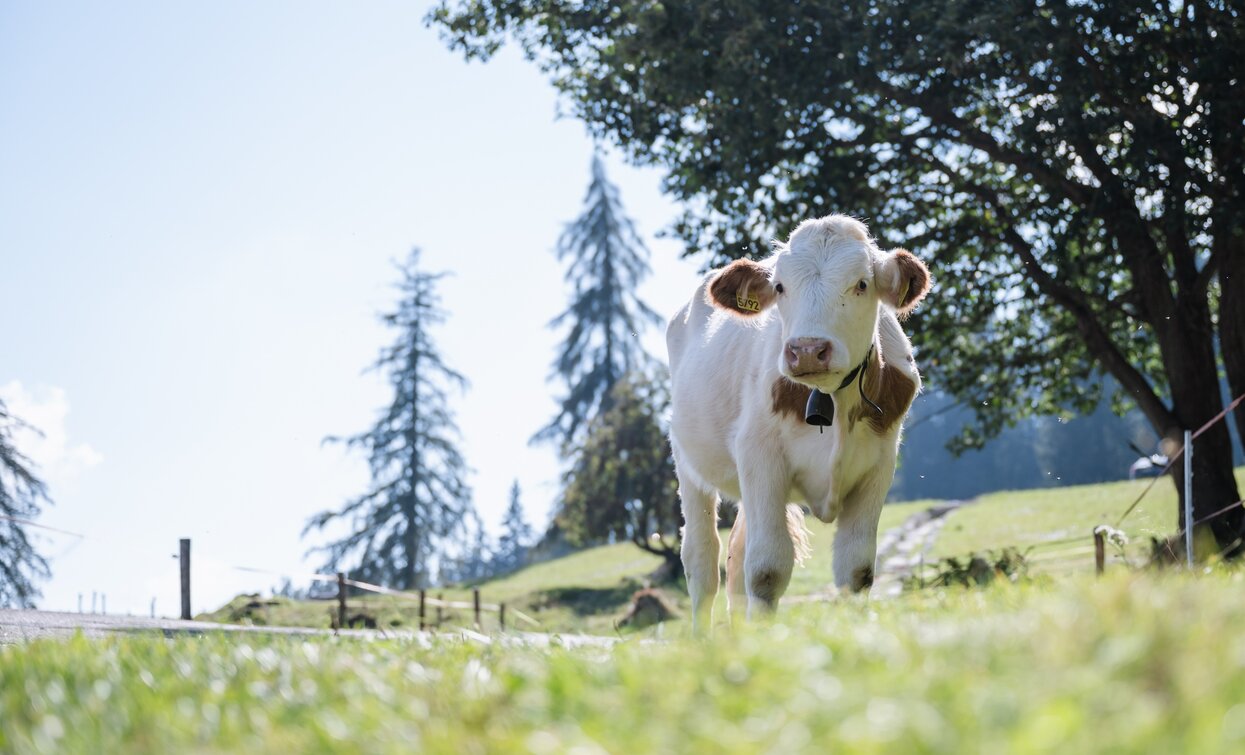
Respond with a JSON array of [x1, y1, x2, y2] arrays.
[[202, 501, 939, 634], [929, 468, 1245, 575], [8, 571, 1245, 753], [202, 466, 1242, 634]]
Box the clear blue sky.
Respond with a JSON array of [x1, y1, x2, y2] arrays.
[[0, 1, 703, 615]]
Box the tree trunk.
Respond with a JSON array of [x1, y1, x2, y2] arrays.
[[1163, 290, 1245, 557], [1174, 433, 1245, 558], [1217, 233, 1245, 454], [642, 545, 684, 584]]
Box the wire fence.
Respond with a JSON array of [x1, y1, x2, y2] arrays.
[[6, 392, 1245, 609], [908, 389, 1245, 586], [0, 515, 538, 631]]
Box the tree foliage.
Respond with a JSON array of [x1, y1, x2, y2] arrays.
[[532, 155, 662, 451], [0, 399, 51, 608], [556, 371, 681, 576], [433, 0, 1245, 550], [304, 250, 475, 588]]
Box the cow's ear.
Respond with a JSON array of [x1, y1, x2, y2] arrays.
[[876, 248, 930, 318], [706, 259, 776, 317]]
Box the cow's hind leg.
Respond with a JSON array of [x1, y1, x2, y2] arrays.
[[678, 472, 721, 634], [725, 506, 746, 622]]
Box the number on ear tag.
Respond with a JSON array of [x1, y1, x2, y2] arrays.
[[736, 292, 761, 312]]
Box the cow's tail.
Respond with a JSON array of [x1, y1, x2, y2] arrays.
[[786, 504, 812, 566]]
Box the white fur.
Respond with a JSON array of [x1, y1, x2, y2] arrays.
[[668, 215, 922, 632]]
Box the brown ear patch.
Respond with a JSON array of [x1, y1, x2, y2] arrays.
[[706, 259, 776, 316], [850, 350, 918, 434], [771, 376, 813, 422], [891, 249, 930, 317]]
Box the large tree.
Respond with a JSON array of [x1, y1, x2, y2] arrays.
[[433, 0, 1245, 554], [556, 371, 682, 578], [531, 155, 662, 451], [304, 250, 475, 588], [0, 399, 52, 607]]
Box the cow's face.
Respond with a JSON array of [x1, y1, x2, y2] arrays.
[[707, 215, 930, 391]]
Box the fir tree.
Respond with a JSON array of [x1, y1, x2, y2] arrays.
[[0, 398, 52, 608], [494, 480, 534, 574], [533, 155, 662, 451], [304, 250, 474, 589], [438, 511, 494, 584]]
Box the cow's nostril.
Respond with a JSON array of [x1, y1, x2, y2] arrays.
[[816, 346, 828, 363]]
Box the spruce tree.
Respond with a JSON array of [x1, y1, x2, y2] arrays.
[[304, 250, 474, 589], [532, 155, 662, 451], [0, 398, 52, 608], [495, 480, 534, 573]]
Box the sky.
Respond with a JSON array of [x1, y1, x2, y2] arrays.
[[0, 2, 705, 616]]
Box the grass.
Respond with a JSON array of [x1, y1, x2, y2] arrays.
[[201, 501, 941, 635], [929, 468, 1245, 575], [6, 571, 1245, 753]]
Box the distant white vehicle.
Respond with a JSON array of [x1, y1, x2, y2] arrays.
[[1129, 453, 1169, 480]]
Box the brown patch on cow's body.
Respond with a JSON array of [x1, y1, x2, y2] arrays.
[[850, 350, 917, 434], [707, 259, 776, 316], [771, 377, 813, 420]]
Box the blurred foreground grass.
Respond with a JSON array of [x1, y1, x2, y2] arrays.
[[6, 571, 1245, 753]]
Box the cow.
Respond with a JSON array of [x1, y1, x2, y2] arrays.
[[666, 215, 931, 632]]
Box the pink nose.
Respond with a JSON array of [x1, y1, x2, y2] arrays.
[[784, 338, 833, 375]]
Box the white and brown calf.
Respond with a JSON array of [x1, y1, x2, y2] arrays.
[[666, 215, 931, 631]]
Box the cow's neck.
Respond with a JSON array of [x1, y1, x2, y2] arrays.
[[805, 342, 881, 429]]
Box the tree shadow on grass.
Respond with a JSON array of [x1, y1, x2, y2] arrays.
[[538, 584, 640, 616]]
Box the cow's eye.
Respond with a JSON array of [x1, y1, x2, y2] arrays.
[[774, 282, 785, 295], [857, 280, 867, 292]]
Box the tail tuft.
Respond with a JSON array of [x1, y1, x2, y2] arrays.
[[786, 504, 812, 566]]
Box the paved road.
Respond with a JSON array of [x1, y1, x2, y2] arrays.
[[0, 609, 618, 648]]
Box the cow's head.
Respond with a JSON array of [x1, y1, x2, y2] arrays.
[[706, 215, 930, 391]]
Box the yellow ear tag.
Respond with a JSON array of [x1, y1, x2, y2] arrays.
[[735, 286, 761, 312]]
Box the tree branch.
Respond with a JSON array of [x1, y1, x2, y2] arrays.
[[911, 148, 1178, 433]]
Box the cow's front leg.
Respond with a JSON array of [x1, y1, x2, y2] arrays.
[[740, 462, 794, 617], [677, 470, 721, 634], [832, 476, 888, 593]]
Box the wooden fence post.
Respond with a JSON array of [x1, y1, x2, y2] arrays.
[[473, 589, 481, 628], [1094, 529, 1105, 575], [179, 538, 191, 620], [418, 590, 426, 631], [337, 572, 347, 629], [499, 603, 506, 632], [435, 593, 443, 627]]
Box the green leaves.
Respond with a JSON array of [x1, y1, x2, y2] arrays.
[[557, 371, 680, 568]]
